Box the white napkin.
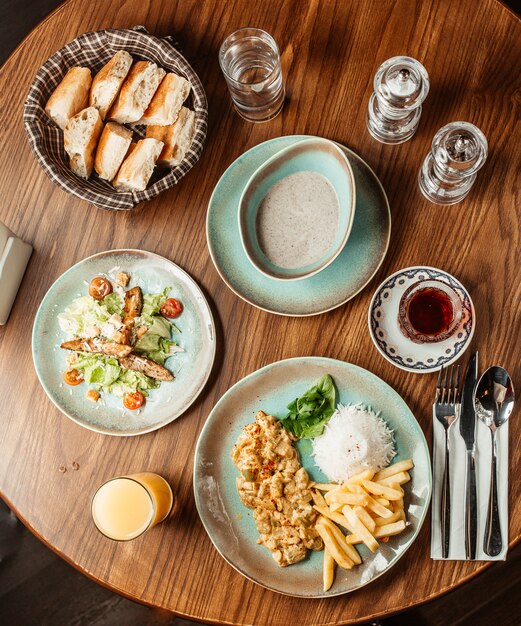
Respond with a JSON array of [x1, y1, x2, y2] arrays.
[[431, 410, 509, 560], [0, 223, 32, 325]]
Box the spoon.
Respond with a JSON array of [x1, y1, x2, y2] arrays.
[[474, 366, 514, 556]]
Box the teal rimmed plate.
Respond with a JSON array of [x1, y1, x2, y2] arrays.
[[207, 136, 390, 316], [32, 249, 216, 436], [193, 357, 431, 597]]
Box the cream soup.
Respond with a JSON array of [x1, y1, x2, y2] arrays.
[[256, 171, 340, 270]]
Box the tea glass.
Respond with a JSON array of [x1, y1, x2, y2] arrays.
[[398, 279, 463, 344]]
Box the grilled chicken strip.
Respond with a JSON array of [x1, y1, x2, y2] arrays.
[[123, 287, 143, 325], [60, 339, 133, 358], [119, 353, 174, 381], [118, 286, 143, 345]]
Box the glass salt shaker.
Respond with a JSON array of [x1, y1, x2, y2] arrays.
[[418, 121, 488, 205], [367, 56, 429, 144]]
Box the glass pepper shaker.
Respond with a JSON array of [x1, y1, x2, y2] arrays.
[[418, 121, 488, 205], [367, 56, 430, 144]]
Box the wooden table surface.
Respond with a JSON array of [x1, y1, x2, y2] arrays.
[[0, 0, 520, 624]]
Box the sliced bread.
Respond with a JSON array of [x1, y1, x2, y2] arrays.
[[90, 51, 133, 119], [138, 72, 191, 125], [64, 107, 103, 179], [146, 107, 196, 167], [113, 138, 164, 192], [108, 61, 166, 124], [94, 122, 133, 181], [45, 66, 92, 130]]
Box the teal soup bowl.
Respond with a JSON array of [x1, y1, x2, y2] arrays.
[[238, 137, 356, 281]]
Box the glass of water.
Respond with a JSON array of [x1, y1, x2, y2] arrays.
[[219, 28, 285, 122]]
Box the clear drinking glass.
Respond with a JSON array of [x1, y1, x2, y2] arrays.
[[219, 28, 285, 122], [91, 472, 174, 541]]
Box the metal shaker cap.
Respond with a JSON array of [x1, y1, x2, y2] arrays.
[[432, 122, 488, 176], [375, 56, 430, 111]]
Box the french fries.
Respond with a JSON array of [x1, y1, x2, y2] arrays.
[[312, 458, 413, 592], [373, 459, 414, 481], [315, 518, 354, 569], [323, 547, 335, 592]]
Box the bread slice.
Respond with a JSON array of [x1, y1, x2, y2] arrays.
[[90, 51, 133, 119], [146, 107, 196, 167], [137, 72, 191, 125], [94, 122, 133, 181], [108, 61, 166, 124], [45, 67, 92, 130], [113, 138, 164, 191], [64, 107, 103, 179]]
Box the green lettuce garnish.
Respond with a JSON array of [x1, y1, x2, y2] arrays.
[[57, 293, 124, 336], [278, 374, 336, 439], [74, 353, 159, 397], [133, 315, 182, 365], [140, 288, 171, 325]]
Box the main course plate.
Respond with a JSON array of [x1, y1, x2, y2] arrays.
[[194, 356, 431, 597]]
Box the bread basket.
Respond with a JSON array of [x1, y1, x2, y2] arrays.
[[23, 26, 208, 211]]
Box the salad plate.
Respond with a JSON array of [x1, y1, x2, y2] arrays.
[[32, 249, 216, 436], [206, 136, 390, 316], [368, 266, 475, 373], [193, 356, 431, 597]]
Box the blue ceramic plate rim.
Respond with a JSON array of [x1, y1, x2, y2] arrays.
[[193, 356, 432, 598], [206, 135, 391, 316], [368, 265, 476, 374], [237, 137, 356, 281], [32, 249, 216, 436]]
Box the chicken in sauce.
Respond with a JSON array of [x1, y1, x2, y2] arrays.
[[232, 411, 322, 567]]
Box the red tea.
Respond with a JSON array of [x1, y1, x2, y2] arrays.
[[406, 287, 454, 336]]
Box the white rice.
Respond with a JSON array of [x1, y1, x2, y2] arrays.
[[312, 403, 395, 483]]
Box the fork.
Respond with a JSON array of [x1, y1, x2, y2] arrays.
[[434, 364, 461, 559]]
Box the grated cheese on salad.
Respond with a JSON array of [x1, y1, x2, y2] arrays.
[[312, 404, 395, 482]]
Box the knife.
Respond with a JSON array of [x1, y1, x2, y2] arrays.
[[460, 351, 478, 560]]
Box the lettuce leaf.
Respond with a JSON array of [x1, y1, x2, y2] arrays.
[[146, 316, 172, 339], [140, 288, 171, 325], [74, 353, 159, 397], [58, 294, 124, 336], [133, 332, 178, 366], [278, 374, 336, 439]]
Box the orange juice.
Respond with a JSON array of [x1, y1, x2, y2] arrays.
[[91, 473, 173, 541]]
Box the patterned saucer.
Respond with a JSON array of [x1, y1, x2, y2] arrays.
[[368, 266, 475, 373]]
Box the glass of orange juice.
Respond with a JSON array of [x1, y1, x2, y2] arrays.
[[91, 472, 173, 541]]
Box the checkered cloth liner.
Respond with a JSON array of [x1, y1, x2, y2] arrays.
[[23, 26, 208, 211]]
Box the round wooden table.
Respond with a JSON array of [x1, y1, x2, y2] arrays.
[[1, 1, 520, 624]]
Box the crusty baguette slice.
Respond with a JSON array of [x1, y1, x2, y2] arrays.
[[89, 51, 133, 119], [94, 122, 133, 181], [64, 107, 103, 179], [108, 61, 166, 124], [113, 138, 164, 192], [146, 107, 196, 167], [45, 67, 92, 130], [137, 72, 191, 125]]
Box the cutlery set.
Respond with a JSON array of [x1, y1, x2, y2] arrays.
[[433, 353, 513, 560]]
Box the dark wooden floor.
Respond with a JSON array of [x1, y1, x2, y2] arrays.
[[1, 496, 521, 624], [2, 1, 521, 624]]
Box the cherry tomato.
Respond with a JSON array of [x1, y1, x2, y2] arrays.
[[89, 277, 113, 300], [160, 298, 183, 318], [63, 369, 84, 386], [123, 391, 145, 410]]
